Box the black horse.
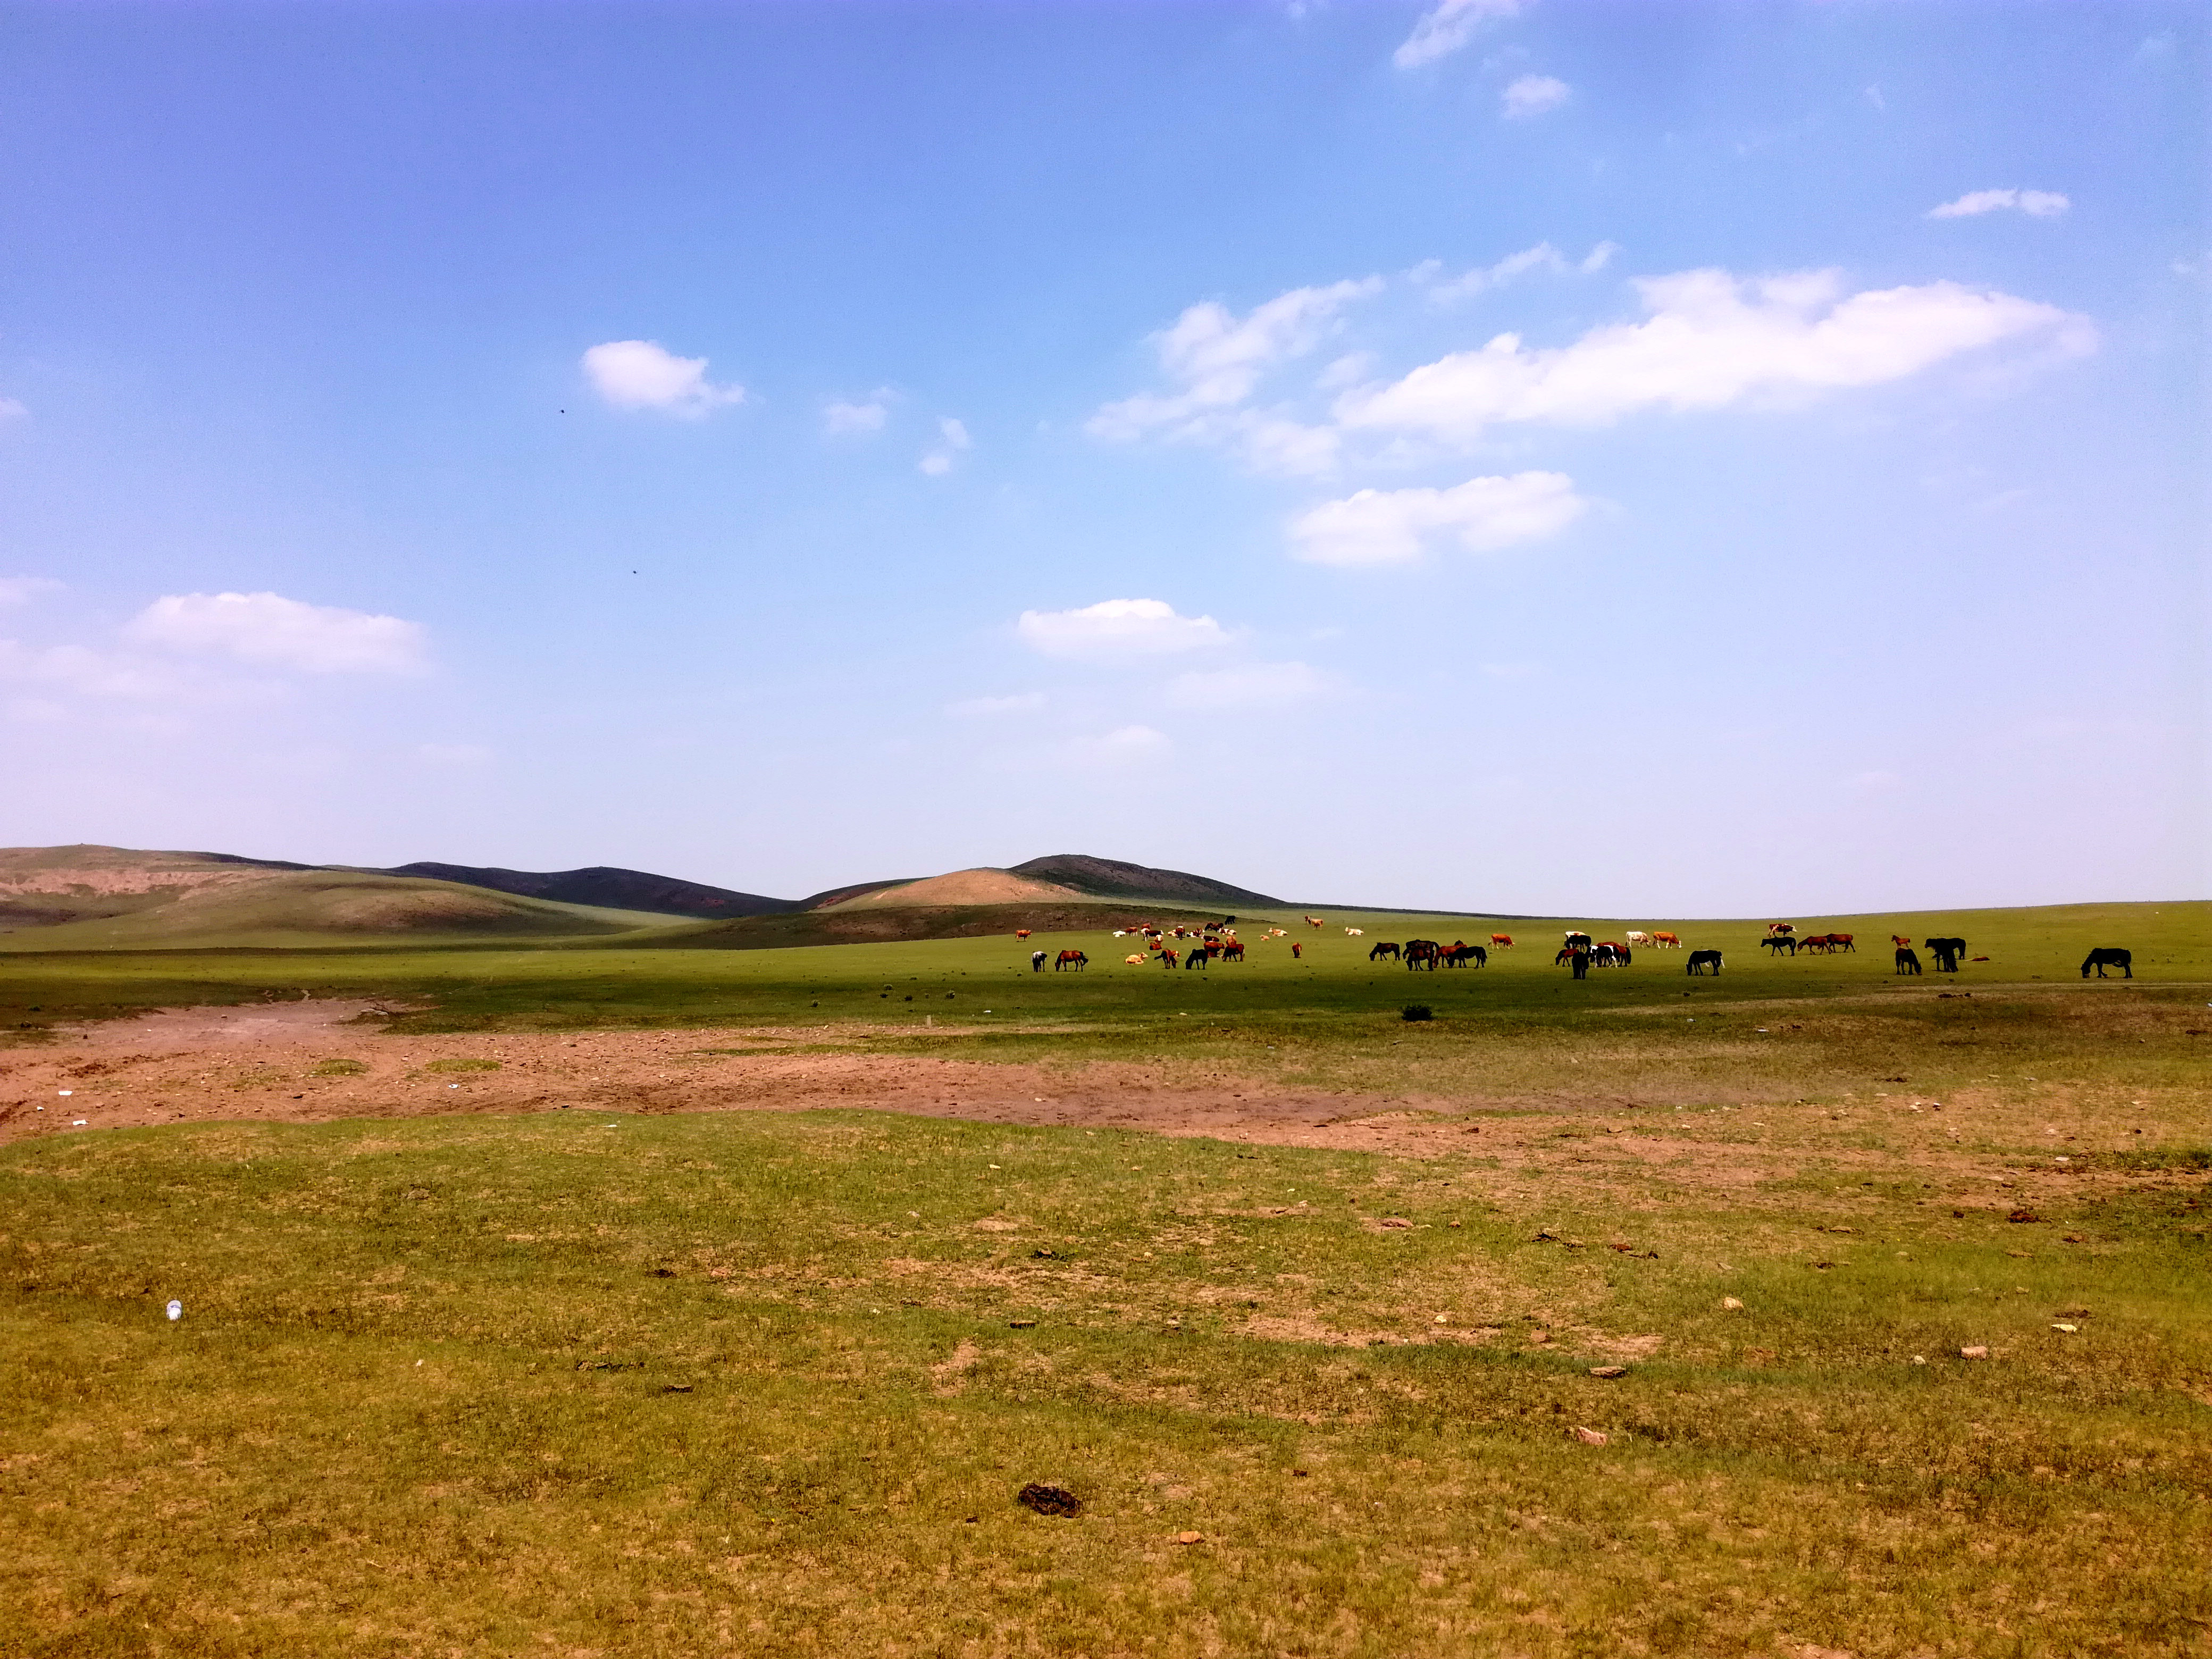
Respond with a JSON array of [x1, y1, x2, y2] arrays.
[[1924, 936, 1966, 973], [2081, 948, 2132, 979], [1442, 943, 1487, 968], [1895, 947, 1922, 976], [1761, 935, 1796, 956], [1686, 950, 1721, 976]]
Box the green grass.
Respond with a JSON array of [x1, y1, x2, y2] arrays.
[[4, 1107, 2207, 1656]]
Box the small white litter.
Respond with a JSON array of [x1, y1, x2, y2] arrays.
[[57, 1090, 72, 1097], [166, 1301, 182, 1322], [71, 1119, 87, 1126]]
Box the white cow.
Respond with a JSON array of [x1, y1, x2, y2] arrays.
[[1626, 931, 1650, 946], [1344, 927, 1364, 937]]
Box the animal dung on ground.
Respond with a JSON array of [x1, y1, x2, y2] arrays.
[[1008, 1319, 1037, 1329], [1588, 1365, 1628, 1379], [2008, 1209, 2042, 1224], [1016, 1483, 1083, 1516], [1570, 1426, 1609, 1446], [1959, 1345, 1990, 1360]]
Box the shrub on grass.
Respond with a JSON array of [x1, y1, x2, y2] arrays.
[[311, 1058, 368, 1077], [425, 1057, 500, 1073], [1401, 1005, 1434, 1023]]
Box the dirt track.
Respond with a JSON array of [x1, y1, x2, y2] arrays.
[[0, 999, 1476, 1154]]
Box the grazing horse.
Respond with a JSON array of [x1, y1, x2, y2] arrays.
[[1054, 950, 1087, 972], [1895, 948, 1922, 976], [2081, 948, 2132, 979], [1686, 950, 1722, 976], [1798, 935, 1832, 955], [1029, 950, 1049, 972], [1221, 941, 1245, 963], [1761, 935, 1796, 956], [1649, 932, 1681, 949], [1489, 933, 1514, 949], [1184, 946, 1208, 969], [1369, 941, 1401, 962], [1569, 948, 1591, 979], [1442, 943, 1486, 968], [1827, 933, 1855, 953], [1404, 940, 1442, 971], [1924, 937, 1966, 973]]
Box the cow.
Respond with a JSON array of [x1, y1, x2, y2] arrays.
[[1649, 932, 1681, 949], [1267, 927, 1289, 938], [1895, 948, 1921, 976], [1344, 927, 1364, 937], [1489, 933, 1514, 949], [1625, 931, 1650, 947], [1124, 953, 1146, 966], [1016, 929, 1032, 940], [1404, 940, 1441, 970], [1686, 950, 1722, 976], [1761, 935, 1796, 956], [1055, 950, 1087, 972], [1369, 941, 1401, 962], [1443, 942, 1487, 968], [1924, 937, 1966, 973], [1304, 916, 1325, 928], [1767, 922, 1796, 937], [2081, 948, 2132, 979], [1221, 941, 1245, 963], [1030, 950, 1048, 972], [1563, 931, 1593, 953], [1592, 943, 1630, 966]]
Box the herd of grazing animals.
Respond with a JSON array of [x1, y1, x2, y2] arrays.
[[1012, 916, 2137, 984]]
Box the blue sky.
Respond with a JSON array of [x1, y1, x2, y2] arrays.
[[1, 0, 2203, 913]]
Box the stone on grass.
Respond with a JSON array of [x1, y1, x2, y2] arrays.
[[1959, 1345, 1990, 1360], [1588, 1365, 1628, 1379], [1721, 1296, 1744, 1310], [1570, 1427, 1609, 1446], [1174, 1530, 1204, 1545]]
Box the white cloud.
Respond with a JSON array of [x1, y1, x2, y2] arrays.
[[1337, 269, 2091, 441], [1501, 74, 1570, 119], [1288, 472, 1586, 566], [1422, 240, 1617, 303], [0, 397, 26, 423], [0, 576, 62, 607], [918, 415, 973, 475], [581, 339, 745, 416], [1087, 279, 1380, 459], [1927, 189, 2070, 220], [948, 691, 1045, 717], [1016, 599, 1227, 660], [1394, 0, 1519, 69], [823, 397, 889, 435], [1166, 660, 1336, 709], [0, 640, 180, 700], [124, 592, 428, 674]]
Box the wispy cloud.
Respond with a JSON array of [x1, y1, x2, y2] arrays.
[[1288, 472, 1586, 566], [1393, 0, 1519, 69], [1060, 724, 1172, 769], [124, 592, 429, 675], [0, 576, 62, 608], [581, 339, 745, 416], [1336, 269, 2092, 442], [1017, 599, 1226, 660], [823, 391, 893, 435], [1416, 240, 1616, 303], [1927, 188, 2070, 220], [919, 415, 973, 475], [1501, 73, 1570, 119]]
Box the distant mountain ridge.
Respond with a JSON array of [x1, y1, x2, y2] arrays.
[[374, 862, 795, 920], [1008, 853, 1284, 909]]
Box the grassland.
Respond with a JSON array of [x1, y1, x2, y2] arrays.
[[2, 899, 2207, 1655]]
